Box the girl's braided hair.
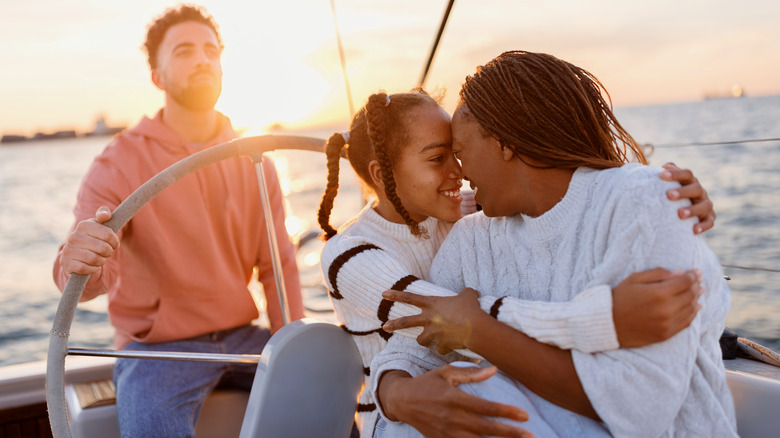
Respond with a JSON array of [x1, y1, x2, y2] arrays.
[[318, 89, 439, 240]]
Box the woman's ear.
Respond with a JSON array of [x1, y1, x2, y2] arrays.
[[499, 142, 514, 162], [368, 160, 385, 190]]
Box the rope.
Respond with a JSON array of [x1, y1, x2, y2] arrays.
[[647, 137, 780, 149], [418, 0, 455, 88], [329, 0, 355, 117], [722, 264, 780, 274]]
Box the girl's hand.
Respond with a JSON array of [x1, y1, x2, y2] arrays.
[[613, 267, 703, 348], [660, 162, 715, 234], [382, 288, 484, 354]]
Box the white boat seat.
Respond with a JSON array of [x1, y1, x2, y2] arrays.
[[725, 358, 780, 437], [239, 318, 363, 438], [65, 380, 250, 438]]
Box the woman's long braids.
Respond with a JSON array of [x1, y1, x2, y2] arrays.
[[317, 90, 438, 240], [460, 50, 647, 169], [317, 132, 348, 240]]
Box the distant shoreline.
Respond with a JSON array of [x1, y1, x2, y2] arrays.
[[1, 127, 125, 144]]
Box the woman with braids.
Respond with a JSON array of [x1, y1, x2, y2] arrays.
[[317, 88, 718, 437], [372, 51, 736, 437]]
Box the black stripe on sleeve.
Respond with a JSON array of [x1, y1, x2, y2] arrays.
[[340, 324, 393, 342], [377, 299, 395, 324], [377, 274, 420, 323], [327, 244, 381, 300], [489, 296, 506, 319], [357, 403, 376, 413], [391, 274, 419, 291]]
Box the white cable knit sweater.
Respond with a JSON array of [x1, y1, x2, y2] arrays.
[[371, 164, 737, 437], [321, 202, 619, 436]]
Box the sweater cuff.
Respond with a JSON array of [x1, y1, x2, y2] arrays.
[[568, 284, 619, 352]]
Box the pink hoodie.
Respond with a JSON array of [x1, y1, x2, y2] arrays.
[[53, 110, 303, 349]]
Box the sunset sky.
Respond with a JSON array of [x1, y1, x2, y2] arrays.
[[1, 0, 778, 136]]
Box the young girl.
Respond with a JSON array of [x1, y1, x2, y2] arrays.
[[318, 90, 712, 436]]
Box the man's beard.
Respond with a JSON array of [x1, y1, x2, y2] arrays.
[[170, 82, 222, 111]]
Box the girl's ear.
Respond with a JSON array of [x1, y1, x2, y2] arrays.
[[368, 159, 384, 190]]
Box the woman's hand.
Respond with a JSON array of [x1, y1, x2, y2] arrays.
[[382, 288, 484, 354], [612, 267, 703, 348], [660, 162, 715, 234], [377, 367, 532, 438]]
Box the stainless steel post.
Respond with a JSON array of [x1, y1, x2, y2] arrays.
[[68, 347, 261, 364], [251, 153, 291, 326]]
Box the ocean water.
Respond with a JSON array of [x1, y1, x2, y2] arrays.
[[1, 95, 779, 367]]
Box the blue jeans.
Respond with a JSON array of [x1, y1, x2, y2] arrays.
[[374, 362, 611, 438], [113, 324, 271, 438]]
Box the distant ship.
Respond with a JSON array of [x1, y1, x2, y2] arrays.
[[704, 84, 746, 100], [84, 116, 126, 137]]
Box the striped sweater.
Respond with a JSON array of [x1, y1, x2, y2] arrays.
[[320, 203, 618, 436]]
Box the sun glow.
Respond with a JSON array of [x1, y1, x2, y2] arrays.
[[207, 2, 345, 132], [218, 56, 331, 131]]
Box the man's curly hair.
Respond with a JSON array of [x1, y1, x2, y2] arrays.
[[143, 4, 223, 70]]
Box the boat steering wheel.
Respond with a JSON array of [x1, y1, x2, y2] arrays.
[[46, 135, 326, 438]]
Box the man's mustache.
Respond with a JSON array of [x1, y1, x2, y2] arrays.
[[189, 69, 216, 81]]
